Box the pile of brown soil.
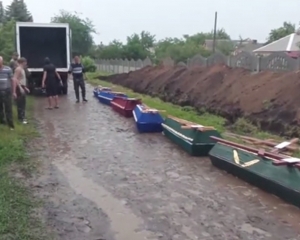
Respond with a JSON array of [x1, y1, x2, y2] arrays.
[[99, 64, 300, 136]]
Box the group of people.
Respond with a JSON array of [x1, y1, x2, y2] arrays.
[[0, 53, 29, 130], [42, 55, 88, 109], [0, 53, 88, 130]]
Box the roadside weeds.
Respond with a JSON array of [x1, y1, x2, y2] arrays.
[[0, 97, 50, 240]]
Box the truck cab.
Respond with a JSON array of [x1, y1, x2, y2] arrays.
[[16, 22, 71, 95]]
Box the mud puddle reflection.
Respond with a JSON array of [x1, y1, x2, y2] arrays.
[[54, 159, 151, 240]]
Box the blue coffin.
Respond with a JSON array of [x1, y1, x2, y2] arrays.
[[98, 91, 127, 105], [93, 87, 111, 97], [132, 104, 164, 133], [93, 88, 99, 97]]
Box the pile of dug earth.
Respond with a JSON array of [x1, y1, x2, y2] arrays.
[[99, 64, 300, 137]]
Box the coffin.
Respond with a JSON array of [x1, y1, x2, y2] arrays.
[[98, 91, 127, 105], [111, 97, 142, 117], [161, 116, 222, 156], [209, 137, 300, 208], [132, 104, 164, 133], [93, 86, 111, 97]]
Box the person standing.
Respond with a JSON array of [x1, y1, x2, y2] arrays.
[[0, 56, 17, 130], [68, 56, 88, 103], [14, 57, 30, 124], [42, 57, 62, 109], [9, 52, 19, 72]]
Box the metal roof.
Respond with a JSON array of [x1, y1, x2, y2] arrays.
[[253, 33, 300, 53]]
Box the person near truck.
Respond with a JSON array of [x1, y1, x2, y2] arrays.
[[14, 57, 30, 124], [9, 52, 19, 72], [42, 57, 62, 109], [68, 56, 88, 103], [0, 56, 17, 130]]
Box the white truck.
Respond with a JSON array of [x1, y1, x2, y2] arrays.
[[16, 22, 71, 95]]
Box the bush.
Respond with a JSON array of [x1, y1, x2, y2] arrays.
[[82, 56, 97, 72]]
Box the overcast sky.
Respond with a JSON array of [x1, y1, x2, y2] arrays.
[[3, 0, 300, 44]]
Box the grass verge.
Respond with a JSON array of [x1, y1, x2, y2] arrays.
[[0, 97, 48, 240]]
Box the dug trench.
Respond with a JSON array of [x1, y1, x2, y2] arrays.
[[98, 64, 300, 137], [23, 81, 300, 240]]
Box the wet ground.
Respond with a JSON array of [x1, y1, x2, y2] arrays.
[[29, 81, 300, 240]]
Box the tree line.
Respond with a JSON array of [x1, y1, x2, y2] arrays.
[[93, 21, 297, 63], [0, 0, 297, 65]]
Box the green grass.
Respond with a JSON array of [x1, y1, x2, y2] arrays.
[[0, 97, 49, 240]]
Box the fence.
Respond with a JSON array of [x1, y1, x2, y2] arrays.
[[95, 51, 300, 74], [96, 57, 152, 74]]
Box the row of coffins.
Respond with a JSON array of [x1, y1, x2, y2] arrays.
[[93, 85, 300, 208]]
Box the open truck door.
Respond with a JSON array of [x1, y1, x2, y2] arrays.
[[16, 22, 71, 95]]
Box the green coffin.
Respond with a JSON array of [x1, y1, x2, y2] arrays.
[[162, 117, 222, 156], [209, 142, 300, 208]]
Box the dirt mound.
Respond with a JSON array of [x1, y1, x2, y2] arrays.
[[100, 64, 300, 136]]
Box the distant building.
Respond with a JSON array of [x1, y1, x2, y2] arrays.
[[204, 39, 264, 55], [253, 28, 300, 58]]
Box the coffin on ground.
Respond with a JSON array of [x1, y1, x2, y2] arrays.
[[162, 116, 222, 156], [111, 97, 142, 117], [98, 91, 127, 105], [133, 104, 164, 133], [209, 137, 300, 208]]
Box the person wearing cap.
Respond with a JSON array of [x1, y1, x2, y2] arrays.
[[42, 57, 62, 109], [68, 56, 88, 103]]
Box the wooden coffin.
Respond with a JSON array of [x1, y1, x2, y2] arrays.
[[98, 91, 127, 105], [132, 104, 164, 133], [161, 116, 222, 156], [111, 97, 142, 117], [209, 137, 300, 208], [93, 86, 111, 97]]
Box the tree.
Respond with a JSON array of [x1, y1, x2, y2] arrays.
[[96, 40, 124, 59], [0, 1, 4, 24], [5, 0, 33, 22], [51, 10, 96, 56], [94, 29, 231, 62], [154, 29, 231, 63], [0, 20, 16, 61], [122, 31, 155, 60], [267, 21, 295, 44]]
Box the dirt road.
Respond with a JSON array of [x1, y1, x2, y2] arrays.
[[30, 82, 300, 240]]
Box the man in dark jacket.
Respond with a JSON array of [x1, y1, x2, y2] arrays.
[[68, 56, 88, 103]]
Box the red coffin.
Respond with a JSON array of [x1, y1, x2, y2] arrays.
[[111, 96, 142, 117]]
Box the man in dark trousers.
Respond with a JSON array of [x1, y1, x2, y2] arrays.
[[68, 56, 88, 103], [0, 56, 17, 130], [14, 58, 30, 124]]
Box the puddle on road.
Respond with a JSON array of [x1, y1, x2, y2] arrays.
[[54, 160, 151, 240]]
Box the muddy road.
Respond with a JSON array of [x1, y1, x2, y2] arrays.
[[30, 82, 300, 240]]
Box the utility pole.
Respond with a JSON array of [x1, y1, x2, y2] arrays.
[[212, 12, 218, 53]]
